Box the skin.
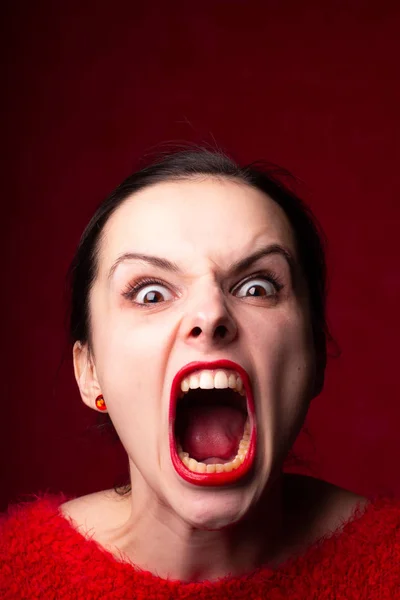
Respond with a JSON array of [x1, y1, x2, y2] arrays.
[[73, 177, 317, 581]]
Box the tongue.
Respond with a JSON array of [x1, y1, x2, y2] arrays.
[[181, 405, 246, 462]]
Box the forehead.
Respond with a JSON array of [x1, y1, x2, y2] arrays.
[[99, 178, 296, 274]]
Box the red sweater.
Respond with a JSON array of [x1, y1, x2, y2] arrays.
[[1, 493, 399, 599]]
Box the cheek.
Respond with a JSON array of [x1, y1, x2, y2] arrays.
[[92, 315, 173, 418], [248, 310, 315, 465], [91, 315, 177, 469], [249, 307, 315, 402]]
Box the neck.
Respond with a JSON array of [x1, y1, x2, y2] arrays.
[[114, 469, 291, 582]]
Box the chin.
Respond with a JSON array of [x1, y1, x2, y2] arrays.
[[171, 486, 254, 531]]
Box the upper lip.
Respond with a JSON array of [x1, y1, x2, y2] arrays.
[[174, 359, 250, 384], [169, 359, 254, 423]]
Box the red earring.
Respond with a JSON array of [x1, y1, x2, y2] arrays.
[[95, 394, 107, 411]]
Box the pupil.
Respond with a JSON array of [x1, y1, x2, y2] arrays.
[[144, 291, 162, 303], [248, 285, 265, 297]]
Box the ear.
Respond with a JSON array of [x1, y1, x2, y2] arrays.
[[73, 341, 102, 410]]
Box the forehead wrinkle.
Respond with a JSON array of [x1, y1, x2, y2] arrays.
[[104, 241, 295, 290], [98, 180, 298, 284]]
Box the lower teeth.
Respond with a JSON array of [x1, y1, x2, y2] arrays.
[[178, 418, 251, 473]]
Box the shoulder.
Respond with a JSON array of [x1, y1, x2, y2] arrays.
[[0, 492, 134, 598], [60, 488, 131, 539], [0, 494, 69, 596], [288, 473, 370, 512], [1, 493, 66, 537], [283, 473, 371, 547]]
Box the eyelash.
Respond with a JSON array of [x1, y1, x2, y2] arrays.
[[122, 277, 172, 303], [122, 271, 284, 305]]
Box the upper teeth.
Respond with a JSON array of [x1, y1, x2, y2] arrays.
[[180, 369, 245, 396]]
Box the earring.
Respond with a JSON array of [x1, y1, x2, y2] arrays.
[[95, 394, 107, 411]]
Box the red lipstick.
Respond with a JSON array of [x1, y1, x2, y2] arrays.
[[169, 359, 257, 486]]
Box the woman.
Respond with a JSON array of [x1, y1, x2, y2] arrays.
[[1, 149, 399, 598]]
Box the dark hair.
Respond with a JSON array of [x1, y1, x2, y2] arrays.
[[68, 147, 330, 491]]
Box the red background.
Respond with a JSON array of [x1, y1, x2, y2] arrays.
[[2, 1, 400, 511]]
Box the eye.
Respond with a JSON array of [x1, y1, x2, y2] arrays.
[[124, 279, 174, 305], [233, 277, 278, 298], [136, 284, 173, 304]]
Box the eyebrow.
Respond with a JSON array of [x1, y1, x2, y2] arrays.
[[108, 244, 294, 281]]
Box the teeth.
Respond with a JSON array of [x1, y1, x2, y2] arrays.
[[231, 457, 241, 469], [228, 373, 237, 389], [214, 370, 228, 388], [181, 379, 190, 392], [188, 458, 198, 471], [177, 418, 251, 474], [189, 374, 200, 389], [199, 370, 214, 389], [180, 369, 246, 395]]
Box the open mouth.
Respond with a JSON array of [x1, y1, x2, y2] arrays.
[[169, 360, 257, 486]]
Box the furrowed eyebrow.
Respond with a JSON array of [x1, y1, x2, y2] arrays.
[[108, 253, 182, 281], [229, 244, 295, 276], [108, 244, 294, 281]]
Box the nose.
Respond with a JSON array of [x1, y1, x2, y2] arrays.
[[181, 282, 238, 349]]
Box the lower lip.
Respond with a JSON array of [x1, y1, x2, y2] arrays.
[[169, 360, 257, 487]]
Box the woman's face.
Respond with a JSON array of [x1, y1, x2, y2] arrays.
[[76, 177, 316, 529]]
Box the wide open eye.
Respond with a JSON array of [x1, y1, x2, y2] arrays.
[[234, 277, 277, 298], [125, 279, 174, 305], [137, 284, 173, 304]]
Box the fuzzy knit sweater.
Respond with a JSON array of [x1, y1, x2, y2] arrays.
[[0, 493, 399, 599]]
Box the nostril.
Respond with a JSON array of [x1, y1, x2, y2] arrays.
[[190, 325, 230, 339], [215, 325, 227, 339]]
